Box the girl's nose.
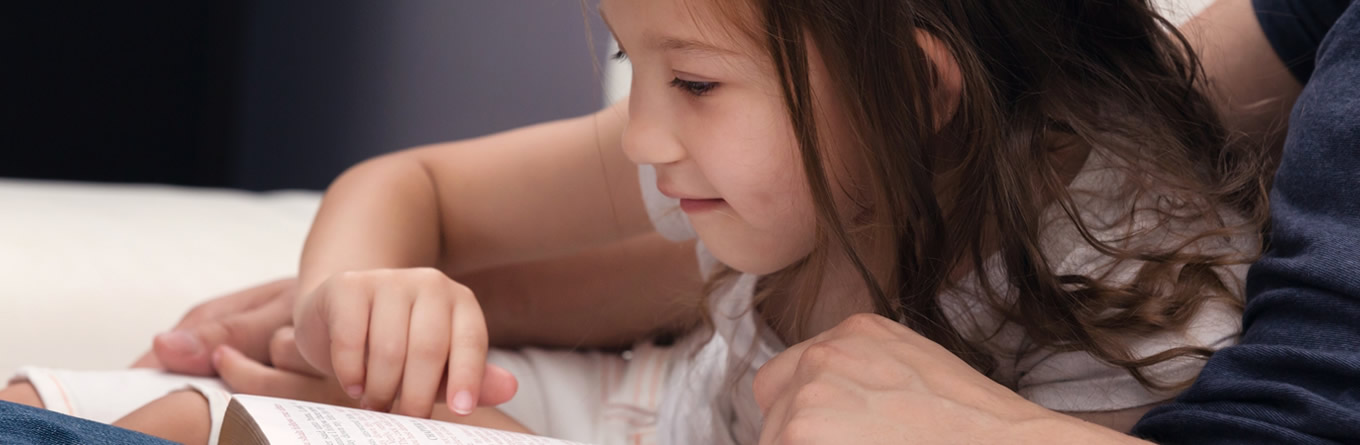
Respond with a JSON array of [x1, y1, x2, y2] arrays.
[[621, 95, 686, 166]]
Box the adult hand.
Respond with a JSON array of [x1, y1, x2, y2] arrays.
[[131, 278, 298, 376], [752, 314, 1147, 445], [212, 327, 358, 408], [213, 327, 518, 415]]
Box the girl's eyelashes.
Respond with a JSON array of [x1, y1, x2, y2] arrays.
[[610, 49, 716, 97], [671, 78, 718, 97]]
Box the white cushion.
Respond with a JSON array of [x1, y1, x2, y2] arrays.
[[0, 179, 320, 379]]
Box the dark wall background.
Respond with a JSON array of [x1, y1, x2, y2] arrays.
[[2, 1, 610, 191]]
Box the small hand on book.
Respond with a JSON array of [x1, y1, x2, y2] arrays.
[[212, 324, 517, 419], [290, 268, 520, 419]]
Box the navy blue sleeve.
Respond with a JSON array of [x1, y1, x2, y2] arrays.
[[1132, 3, 1360, 444], [1252, 0, 1353, 83]]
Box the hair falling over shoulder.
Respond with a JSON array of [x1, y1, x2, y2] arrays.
[[696, 0, 1270, 391]]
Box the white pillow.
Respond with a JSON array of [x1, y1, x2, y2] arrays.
[[0, 179, 320, 379]]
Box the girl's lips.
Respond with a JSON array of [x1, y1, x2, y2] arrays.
[[680, 198, 725, 213]]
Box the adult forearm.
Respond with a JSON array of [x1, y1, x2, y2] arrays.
[[1010, 415, 1154, 445]]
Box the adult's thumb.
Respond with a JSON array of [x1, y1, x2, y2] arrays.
[[151, 329, 213, 376], [154, 298, 290, 376]]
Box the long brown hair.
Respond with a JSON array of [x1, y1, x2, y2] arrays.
[[699, 0, 1270, 390]]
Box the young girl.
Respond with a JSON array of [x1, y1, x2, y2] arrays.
[[1, 0, 1267, 444]]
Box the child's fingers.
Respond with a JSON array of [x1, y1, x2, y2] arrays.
[[268, 327, 321, 377], [360, 290, 413, 412], [322, 282, 373, 400], [394, 294, 453, 418], [445, 287, 489, 416], [427, 363, 518, 408], [478, 363, 519, 407]]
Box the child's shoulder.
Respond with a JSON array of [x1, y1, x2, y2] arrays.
[[941, 147, 1253, 412], [1043, 148, 1257, 288]]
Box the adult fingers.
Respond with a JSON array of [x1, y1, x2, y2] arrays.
[[154, 293, 293, 376], [752, 316, 885, 414], [214, 345, 352, 407], [394, 293, 452, 418], [756, 389, 794, 445], [214, 345, 310, 398], [172, 278, 295, 330], [752, 339, 812, 415]]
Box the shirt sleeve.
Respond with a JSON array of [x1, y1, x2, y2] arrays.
[[1252, 0, 1353, 83]]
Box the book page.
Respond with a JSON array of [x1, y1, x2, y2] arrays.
[[232, 395, 587, 445]]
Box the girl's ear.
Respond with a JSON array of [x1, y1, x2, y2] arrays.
[[915, 30, 963, 131]]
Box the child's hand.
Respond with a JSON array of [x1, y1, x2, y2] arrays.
[[213, 327, 518, 416], [292, 268, 515, 418]]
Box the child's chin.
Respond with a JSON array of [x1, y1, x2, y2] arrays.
[[702, 237, 807, 277]]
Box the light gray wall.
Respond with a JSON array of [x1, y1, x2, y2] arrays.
[[233, 1, 610, 190]]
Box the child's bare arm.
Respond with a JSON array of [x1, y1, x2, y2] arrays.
[[289, 99, 708, 418], [467, 232, 703, 349], [294, 100, 647, 297]]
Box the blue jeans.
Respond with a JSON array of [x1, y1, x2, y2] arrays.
[[0, 401, 173, 445]]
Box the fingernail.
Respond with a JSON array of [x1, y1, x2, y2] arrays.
[[158, 331, 202, 356], [451, 390, 474, 415], [345, 385, 364, 399]]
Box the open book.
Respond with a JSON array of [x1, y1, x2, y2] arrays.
[[220, 394, 590, 445]]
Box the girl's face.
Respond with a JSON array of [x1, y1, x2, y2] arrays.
[[602, 0, 852, 275]]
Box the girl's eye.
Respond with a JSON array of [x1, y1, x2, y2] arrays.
[[670, 78, 718, 97], [612, 50, 628, 62]]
